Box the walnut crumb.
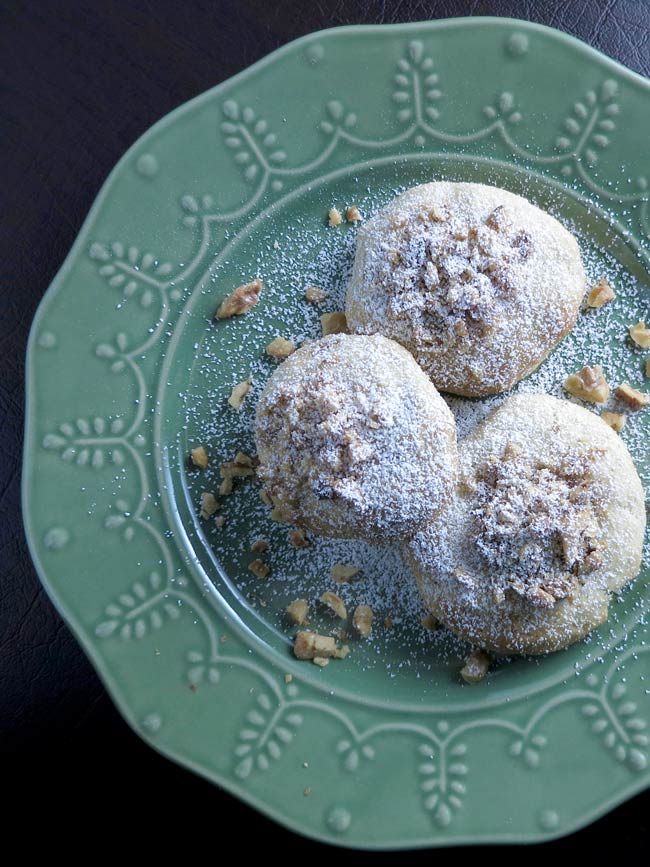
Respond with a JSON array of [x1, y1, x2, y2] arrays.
[[293, 631, 337, 659], [270, 503, 293, 522], [199, 492, 219, 519], [228, 378, 251, 410], [601, 411, 626, 432], [250, 538, 269, 553], [616, 382, 650, 409], [266, 337, 295, 358], [248, 559, 270, 579], [215, 515, 225, 529], [460, 650, 490, 684], [334, 644, 350, 659], [190, 446, 209, 469], [220, 452, 254, 478], [328, 207, 342, 226], [421, 614, 440, 632], [352, 605, 373, 638], [312, 657, 329, 668], [259, 489, 273, 507], [289, 528, 309, 548], [563, 365, 610, 403], [345, 205, 361, 222], [304, 285, 328, 304], [330, 563, 360, 583], [587, 278, 615, 308], [284, 674, 293, 684], [629, 320, 650, 349], [286, 599, 309, 626], [319, 591, 347, 619], [219, 477, 233, 496], [215, 279, 263, 319], [320, 312, 348, 336]]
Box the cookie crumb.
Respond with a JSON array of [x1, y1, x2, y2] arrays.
[[328, 207, 342, 227], [190, 446, 209, 469], [615, 382, 650, 409], [320, 312, 348, 336], [319, 591, 347, 619], [460, 650, 490, 684], [346, 205, 362, 222], [587, 278, 615, 308], [215, 278, 262, 319], [601, 411, 626, 432], [228, 377, 251, 410], [286, 599, 310, 625], [266, 337, 295, 359], [248, 559, 270, 579], [352, 605, 373, 638], [330, 563, 360, 583], [250, 538, 269, 553]]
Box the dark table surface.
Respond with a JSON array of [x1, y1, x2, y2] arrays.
[[3, 0, 649, 855]]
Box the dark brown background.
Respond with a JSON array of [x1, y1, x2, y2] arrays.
[[2, 0, 649, 855]]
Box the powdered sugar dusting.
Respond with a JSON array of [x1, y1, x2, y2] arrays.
[[179, 166, 649, 675]]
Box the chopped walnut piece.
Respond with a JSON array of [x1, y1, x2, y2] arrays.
[[289, 528, 309, 548], [286, 599, 309, 626], [228, 378, 251, 410], [334, 644, 350, 659], [352, 605, 373, 638], [313, 657, 329, 668], [563, 365, 610, 403], [320, 312, 348, 336], [266, 337, 295, 359], [215, 279, 263, 319], [328, 207, 342, 226], [460, 650, 490, 684], [646, 357, 650, 379], [485, 204, 508, 232], [601, 411, 626, 432], [345, 205, 362, 222], [199, 492, 219, 519], [629, 320, 650, 349], [330, 563, 360, 583], [220, 452, 255, 478], [270, 503, 293, 522], [587, 278, 615, 308], [259, 489, 273, 507], [421, 614, 439, 632], [320, 591, 347, 619], [293, 631, 337, 660], [215, 515, 225, 529], [248, 559, 270, 579], [219, 477, 233, 496], [250, 538, 269, 553], [190, 446, 209, 469], [304, 285, 327, 304], [616, 382, 650, 409]]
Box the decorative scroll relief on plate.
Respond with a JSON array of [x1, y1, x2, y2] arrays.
[[35, 34, 650, 835]]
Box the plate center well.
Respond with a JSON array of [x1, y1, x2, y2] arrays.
[[158, 154, 650, 711]]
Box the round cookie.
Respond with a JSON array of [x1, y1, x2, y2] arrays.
[[346, 182, 586, 397], [255, 333, 458, 541], [404, 393, 645, 654]]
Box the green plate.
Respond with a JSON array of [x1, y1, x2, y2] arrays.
[[23, 17, 650, 848]]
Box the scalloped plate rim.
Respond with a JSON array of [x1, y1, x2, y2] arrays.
[[22, 16, 650, 849]]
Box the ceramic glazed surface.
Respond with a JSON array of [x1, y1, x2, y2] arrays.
[[24, 18, 650, 848]]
